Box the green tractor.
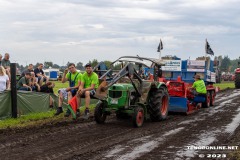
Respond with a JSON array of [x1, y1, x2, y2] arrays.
[[94, 56, 169, 127]]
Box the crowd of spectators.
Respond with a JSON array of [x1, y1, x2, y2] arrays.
[[0, 53, 99, 119]]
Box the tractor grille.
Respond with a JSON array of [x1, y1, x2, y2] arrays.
[[109, 90, 122, 98]]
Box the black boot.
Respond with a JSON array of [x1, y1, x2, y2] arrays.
[[54, 107, 63, 116], [64, 109, 71, 117], [76, 109, 80, 118]]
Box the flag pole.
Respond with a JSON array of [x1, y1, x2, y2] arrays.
[[205, 39, 207, 61], [159, 49, 161, 60]]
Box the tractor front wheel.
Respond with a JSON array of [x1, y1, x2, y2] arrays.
[[132, 106, 144, 127], [94, 101, 107, 124]]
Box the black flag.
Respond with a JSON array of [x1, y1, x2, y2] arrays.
[[157, 39, 163, 52], [205, 39, 214, 56]]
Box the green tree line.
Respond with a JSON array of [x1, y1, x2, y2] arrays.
[[16, 56, 240, 74]]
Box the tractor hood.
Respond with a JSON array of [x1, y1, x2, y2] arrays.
[[109, 83, 134, 91]]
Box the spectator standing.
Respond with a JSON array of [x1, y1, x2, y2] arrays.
[[0, 66, 10, 92], [1, 53, 10, 69], [34, 63, 49, 86], [1, 53, 11, 80]]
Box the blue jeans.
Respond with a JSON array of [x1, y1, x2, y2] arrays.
[[18, 87, 31, 91]]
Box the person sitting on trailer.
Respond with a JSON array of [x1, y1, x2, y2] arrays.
[[54, 63, 82, 116], [20, 64, 34, 79], [190, 74, 207, 96], [34, 63, 49, 86], [16, 72, 32, 91], [29, 71, 40, 91], [77, 63, 99, 119], [40, 82, 55, 108]]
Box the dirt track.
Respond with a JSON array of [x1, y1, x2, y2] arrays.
[[0, 89, 240, 160]]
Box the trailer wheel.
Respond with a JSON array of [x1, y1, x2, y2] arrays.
[[202, 91, 210, 108], [210, 91, 215, 106], [132, 106, 144, 127], [148, 86, 169, 121], [94, 101, 107, 124]]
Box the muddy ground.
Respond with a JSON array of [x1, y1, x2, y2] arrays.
[[0, 88, 240, 160]]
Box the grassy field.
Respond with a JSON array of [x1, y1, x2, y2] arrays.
[[0, 80, 96, 129], [0, 105, 96, 129], [53, 81, 69, 93], [214, 81, 235, 90]]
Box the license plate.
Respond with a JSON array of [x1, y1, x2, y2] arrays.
[[111, 99, 118, 104]]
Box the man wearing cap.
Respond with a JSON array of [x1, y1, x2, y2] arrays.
[[77, 63, 99, 119], [191, 74, 207, 96]]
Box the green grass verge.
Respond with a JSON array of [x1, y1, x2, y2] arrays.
[[52, 80, 69, 93], [0, 105, 96, 130], [0, 80, 98, 129], [214, 81, 234, 90]]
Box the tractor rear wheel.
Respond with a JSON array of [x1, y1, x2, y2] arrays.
[[202, 91, 210, 108], [132, 106, 144, 127], [210, 91, 215, 106], [235, 72, 240, 89], [148, 86, 169, 121], [94, 101, 107, 124]]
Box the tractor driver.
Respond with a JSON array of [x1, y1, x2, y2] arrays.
[[190, 74, 207, 96]]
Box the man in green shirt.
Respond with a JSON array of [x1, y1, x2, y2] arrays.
[[55, 63, 82, 116], [77, 63, 99, 119], [17, 72, 32, 91], [191, 74, 207, 95]]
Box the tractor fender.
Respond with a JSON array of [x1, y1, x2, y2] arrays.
[[156, 82, 168, 91]]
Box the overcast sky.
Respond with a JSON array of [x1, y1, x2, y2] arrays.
[[0, 0, 239, 66]]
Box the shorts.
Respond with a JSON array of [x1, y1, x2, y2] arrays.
[[71, 89, 78, 97], [58, 88, 78, 99], [192, 90, 206, 97], [37, 77, 47, 82], [81, 89, 96, 98], [58, 88, 68, 100]]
